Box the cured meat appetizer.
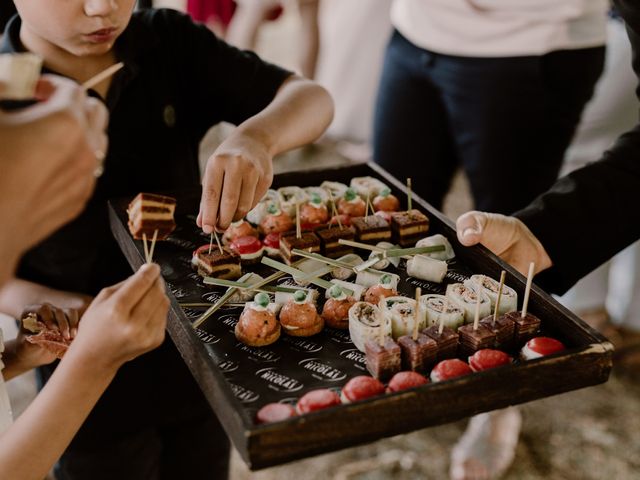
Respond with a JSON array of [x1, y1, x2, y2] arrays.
[[423, 325, 459, 361], [246, 189, 279, 226], [259, 204, 294, 235], [262, 232, 282, 257], [255, 403, 297, 424], [222, 219, 258, 245], [415, 234, 455, 261], [279, 231, 321, 264], [387, 371, 429, 393], [191, 244, 241, 279], [467, 275, 517, 315], [430, 359, 473, 382], [278, 186, 309, 217], [337, 188, 366, 217], [296, 389, 341, 414], [372, 187, 400, 212], [299, 192, 329, 225], [469, 349, 512, 372], [315, 225, 356, 258], [367, 242, 400, 270], [235, 293, 280, 347], [127, 192, 176, 240], [340, 376, 385, 403], [420, 294, 465, 330], [322, 285, 357, 330], [279, 290, 324, 337], [21, 310, 76, 359], [364, 273, 398, 304], [328, 279, 365, 301], [520, 337, 565, 360], [446, 283, 491, 323], [228, 273, 264, 303], [351, 215, 391, 244], [0, 53, 42, 100], [320, 181, 348, 203], [356, 270, 400, 289], [229, 236, 264, 265], [331, 254, 362, 281], [365, 337, 401, 381], [348, 301, 391, 352], [406, 254, 448, 283], [457, 323, 497, 358], [397, 333, 438, 372], [379, 296, 426, 339], [480, 314, 516, 350], [390, 209, 429, 247], [350, 176, 388, 199], [501, 311, 542, 345]]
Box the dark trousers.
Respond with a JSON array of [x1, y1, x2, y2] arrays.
[[373, 30, 605, 214]]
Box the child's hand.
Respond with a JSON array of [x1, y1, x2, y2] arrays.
[[197, 132, 273, 232], [69, 264, 169, 369], [17, 304, 80, 368]]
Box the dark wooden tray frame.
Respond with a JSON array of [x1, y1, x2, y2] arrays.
[[109, 162, 613, 470]]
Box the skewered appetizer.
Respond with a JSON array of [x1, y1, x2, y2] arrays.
[[315, 225, 356, 258], [350, 176, 388, 199], [351, 215, 391, 244], [127, 192, 176, 240], [300, 192, 329, 225], [501, 311, 541, 345], [420, 294, 465, 330], [279, 290, 324, 337], [340, 376, 385, 403], [274, 288, 319, 310], [279, 230, 321, 264], [329, 213, 352, 227], [337, 188, 366, 217], [480, 314, 516, 350], [397, 333, 438, 372], [331, 254, 363, 281], [296, 389, 341, 414], [222, 219, 258, 245], [457, 323, 497, 358], [255, 403, 297, 424], [365, 337, 401, 381], [372, 187, 400, 212], [322, 285, 357, 330], [21, 311, 74, 359], [390, 209, 429, 247], [446, 283, 491, 323], [467, 275, 517, 314], [379, 296, 426, 339], [278, 186, 309, 216], [520, 337, 565, 360], [229, 236, 264, 265], [0, 53, 42, 100], [430, 359, 472, 382], [348, 301, 391, 352], [374, 210, 393, 223], [304, 186, 330, 206], [469, 349, 512, 372], [423, 325, 459, 361], [406, 255, 448, 283], [321, 181, 349, 202], [356, 270, 400, 289], [415, 234, 455, 261], [364, 273, 398, 304], [262, 232, 282, 257], [367, 242, 400, 270], [192, 245, 241, 279], [259, 204, 294, 235], [387, 371, 429, 392], [235, 293, 280, 346], [246, 189, 279, 225], [329, 279, 365, 301]]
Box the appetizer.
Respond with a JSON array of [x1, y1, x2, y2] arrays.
[[300, 192, 329, 225], [322, 285, 357, 330], [262, 232, 282, 257], [446, 283, 491, 323], [315, 225, 356, 258], [387, 371, 429, 393], [350, 176, 388, 199], [480, 314, 516, 350], [279, 290, 324, 337], [259, 204, 294, 235], [331, 254, 363, 281], [279, 231, 321, 265], [0, 53, 42, 100], [379, 296, 426, 339], [228, 272, 264, 303], [467, 275, 517, 314], [430, 359, 472, 382], [278, 186, 309, 216], [420, 294, 465, 330], [367, 241, 400, 270], [423, 325, 459, 361], [235, 293, 280, 347], [340, 376, 385, 403], [457, 323, 497, 358], [468, 349, 512, 372], [255, 403, 297, 424], [222, 219, 258, 245], [365, 337, 401, 381], [348, 301, 391, 352], [397, 333, 438, 372], [520, 337, 565, 360], [246, 189, 279, 226], [406, 255, 448, 283], [390, 209, 429, 247], [192, 245, 241, 279], [337, 188, 366, 217], [502, 311, 542, 345], [127, 192, 176, 240], [356, 270, 400, 289], [364, 273, 398, 304], [372, 187, 400, 212], [296, 389, 341, 414], [415, 234, 455, 261], [229, 236, 264, 265], [320, 181, 349, 203], [351, 215, 392, 244], [304, 186, 330, 206], [21, 311, 73, 359], [329, 279, 366, 301]]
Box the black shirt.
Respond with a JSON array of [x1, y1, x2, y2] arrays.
[[0, 9, 291, 445]]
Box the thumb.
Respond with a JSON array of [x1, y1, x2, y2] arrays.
[[456, 211, 489, 246]]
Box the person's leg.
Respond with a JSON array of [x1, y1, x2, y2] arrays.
[[373, 31, 458, 210]]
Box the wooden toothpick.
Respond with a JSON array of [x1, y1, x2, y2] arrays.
[[413, 287, 421, 340], [142, 233, 150, 263], [295, 202, 301, 239], [438, 316, 444, 335], [208, 233, 214, 255], [407, 178, 413, 212], [521, 262, 535, 318], [148, 229, 159, 263], [365, 192, 370, 217], [493, 270, 506, 325], [213, 230, 223, 254], [81, 62, 125, 90], [473, 293, 481, 331]]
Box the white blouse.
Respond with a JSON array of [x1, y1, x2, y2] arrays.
[[391, 0, 607, 57]]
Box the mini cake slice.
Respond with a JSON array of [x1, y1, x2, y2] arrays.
[[127, 192, 177, 240], [314, 225, 356, 258], [390, 209, 429, 246], [191, 245, 241, 279], [279, 230, 321, 264], [351, 215, 392, 244]]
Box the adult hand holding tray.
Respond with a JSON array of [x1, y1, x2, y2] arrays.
[[108, 162, 612, 470]]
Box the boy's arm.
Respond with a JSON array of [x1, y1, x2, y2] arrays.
[[198, 75, 333, 232]]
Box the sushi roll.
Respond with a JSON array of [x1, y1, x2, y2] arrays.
[[367, 241, 400, 270], [350, 176, 388, 199], [467, 275, 518, 314], [446, 283, 491, 323], [406, 255, 448, 283], [378, 296, 427, 339], [419, 294, 466, 330], [278, 186, 309, 217], [327, 279, 366, 301], [415, 234, 455, 261], [331, 253, 363, 281], [348, 301, 391, 352], [356, 269, 400, 289], [246, 189, 279, 225]]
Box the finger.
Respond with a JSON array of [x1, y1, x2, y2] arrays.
[[456, 211, 489, 247], [54, 307, 71, 340], [66, 308, 80, 338], [109, 263, 161, 311], [251, 176, 272, 212], [234, 172, 259, 222], [200, 159, 225, 234], [144, 295, 169, 346], [39, 304, 58, 332], [217, 167, 242, 230], [130, 277, 168, 323]]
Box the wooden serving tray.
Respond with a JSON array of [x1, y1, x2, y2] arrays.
[[109, 162, 613, 470]]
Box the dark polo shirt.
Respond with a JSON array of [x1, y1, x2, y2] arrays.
[[0, 9, 290, 447]]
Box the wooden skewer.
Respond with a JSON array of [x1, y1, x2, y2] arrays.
[[365, 192, 370, 217], [492, 270, 507, 325], [378, 314, 385, 347], [81, 62, 125, 90], [354, 256, 382, 272], [142, 233, 150, 263], [438, 315, 445, 335], [407, 177, 413, 212], [295, 202, 301, 239], [521, 262, 535, 318], [261, 256, 333, 290], [213, 230, 223, 254], [148, 229, 159, 263], [413, 287, 421, 340], [327, 190, 342, 229], [208, 233, 214, 255], [192, 287, 238, 329], [338, 238, 386, 252], [473, 294, 481, 331]]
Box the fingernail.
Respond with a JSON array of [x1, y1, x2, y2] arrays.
[[203, 224, 213, 234], [462, 228, 479, 238]]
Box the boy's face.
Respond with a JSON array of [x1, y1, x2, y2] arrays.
[[14, 0, 136, 57]]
